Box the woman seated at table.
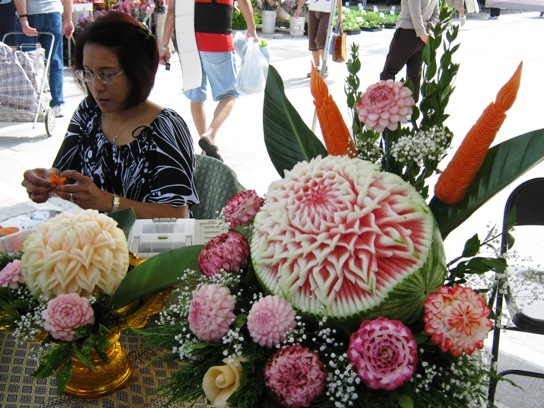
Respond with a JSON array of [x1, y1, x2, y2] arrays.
[[21, 12, 198, 219]]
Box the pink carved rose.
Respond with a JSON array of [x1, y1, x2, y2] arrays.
[[347, 317, 418, 391], [42, 293, 95, 342], [222, 190, 265, 229], [198, 231, 250, 277], [247, 295, 296, 348], [423, 285, 493, 356], [264, 344, 327, 408], [0, 260, 24, 288], [188, 284, 237, 342], [356, 80, 415, 132]]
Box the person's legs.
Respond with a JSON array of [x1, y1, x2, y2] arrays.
[[190, 101, 207, 136], [405, 45, 425, 101], [0, 2, 17, 46], [201, 96, 235, 143], [34, 13, 64, 110], [380, 28, 424, 101]]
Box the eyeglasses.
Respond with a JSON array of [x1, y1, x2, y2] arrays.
[[75, 69, 124, 84]]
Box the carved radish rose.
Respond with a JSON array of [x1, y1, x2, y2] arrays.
[[250, 155, 446, 326]]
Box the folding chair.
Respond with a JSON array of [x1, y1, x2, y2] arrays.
[[488, 178, 544, 405]]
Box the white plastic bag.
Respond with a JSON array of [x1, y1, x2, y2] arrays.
[[237, 40, 269, 95]]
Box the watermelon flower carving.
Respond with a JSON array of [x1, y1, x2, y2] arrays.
[[247, 295, 297, 348], [347, 317, 418, 391], [423, 285, 493, 356], [356, 80, 415, 132], [198, 231, 250, 277], [264, 344, 327, 408], [221, 189, 265, 229], [188, 284, 237, 343], [251, 155, 446, 325]]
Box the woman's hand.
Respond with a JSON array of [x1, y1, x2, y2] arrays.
[[21, 168, 55, 203], [54, 170, 111, 212]]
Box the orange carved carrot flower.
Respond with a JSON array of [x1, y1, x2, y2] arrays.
[[50, 172, 67, 187], [310, 65, 357, 158], [434, 62, 523, 205]]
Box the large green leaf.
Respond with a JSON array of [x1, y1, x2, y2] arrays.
[[430, 128, 544, 238], [112, 245, 203, 308], [263, 65, 328, 178]]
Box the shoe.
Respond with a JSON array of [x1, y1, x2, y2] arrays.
[[460, 15, 466, 26], [198, 137, 223, 162], [306, 67, 328, 78], [52, 105, 64, 118], [489, 15, 499, 20], [540, 11, 544, 17]]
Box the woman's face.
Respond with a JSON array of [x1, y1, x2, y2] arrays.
[[82, 43, 131, 113]]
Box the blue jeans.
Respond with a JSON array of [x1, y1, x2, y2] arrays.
[[16, 12, 64, 107]]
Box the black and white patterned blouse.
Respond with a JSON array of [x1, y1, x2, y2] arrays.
[[53, 98, 199, 208]]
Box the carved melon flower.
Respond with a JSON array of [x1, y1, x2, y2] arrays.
[[188, 284, 237, 343], [356, 80, 415, 132], [347, 317, 418, 391], [42, 293, 95, 342], [264, 344, 327, 408], [0, 259, 24, 289], [198, 231, 251, 277], [251, 155, 446, 325], [221, 190, 265, 229], [247, 295, 296, 348], [423, 285, 493, 356], [21, 209, 129, 299]]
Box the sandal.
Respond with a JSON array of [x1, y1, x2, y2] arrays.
[[198, 137, 223, 162]]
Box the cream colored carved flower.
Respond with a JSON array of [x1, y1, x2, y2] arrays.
[[202, 357, 246, 408], [21, 209, 129, 299]]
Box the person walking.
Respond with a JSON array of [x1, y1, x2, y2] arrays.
[[159, 0, 258, 162], [13, 0, 74, 118], [379, 0, 439, 102], [294, 0, 342, 78]]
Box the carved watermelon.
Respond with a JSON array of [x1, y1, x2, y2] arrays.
[[250, 155, 446, 327]]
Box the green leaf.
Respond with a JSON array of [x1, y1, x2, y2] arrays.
[[398, 394, 414, 408], [55, 360, 73, 395], [112, 245, 203, 308], [108, 208, 136, 239], [461, 234, 480, 257], [430, 128, 544, 238], [263, 65, 328, 178]]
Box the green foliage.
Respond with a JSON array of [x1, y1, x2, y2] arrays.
[[263, 65, 328, 178], [418, 5, 459, 130], [112, 244, 204, 308], [232, 7, 248, 30]]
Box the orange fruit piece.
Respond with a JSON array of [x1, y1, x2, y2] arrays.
[[0, 226, 20, 236], [50, 172, 67, 187]]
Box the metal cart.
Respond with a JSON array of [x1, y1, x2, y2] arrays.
[[0, 32, 56, 137]]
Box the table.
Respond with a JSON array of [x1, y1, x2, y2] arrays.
[[0, 202, 212, 408]]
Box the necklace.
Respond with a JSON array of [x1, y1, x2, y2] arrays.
[[105, 119, 133, 145]]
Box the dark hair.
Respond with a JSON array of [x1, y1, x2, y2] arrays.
[[73, 11, 159, 109]]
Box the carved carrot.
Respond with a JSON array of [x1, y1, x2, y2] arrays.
[[434, 62, 523, 205], [310, 65, 357, 158], [50, 172, 67, 187]]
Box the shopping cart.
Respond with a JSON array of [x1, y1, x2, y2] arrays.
[[0, 32, 56, 137]]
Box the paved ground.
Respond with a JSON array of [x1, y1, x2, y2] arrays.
[[1, 7, 544, 407]]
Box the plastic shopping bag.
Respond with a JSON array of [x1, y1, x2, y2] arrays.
[[237, 40, 269, 94]]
